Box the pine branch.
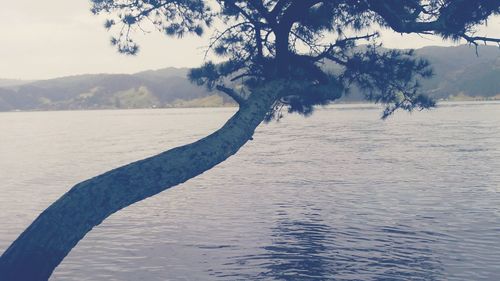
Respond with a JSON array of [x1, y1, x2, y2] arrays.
[[216, 85, 246, 106]]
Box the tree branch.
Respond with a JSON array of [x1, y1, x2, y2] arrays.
[[460, 33, 500, 45], [313, 33, 379, 62], [367, 0, 500, 46], [216, 85, 246, 105]]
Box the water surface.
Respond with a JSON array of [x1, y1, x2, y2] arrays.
[[1, 102, 499, 280]]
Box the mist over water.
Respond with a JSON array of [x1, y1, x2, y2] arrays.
[[1, 102, 499, 280]]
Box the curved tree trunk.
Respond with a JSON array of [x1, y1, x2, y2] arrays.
[[0, 89, 279, 281]]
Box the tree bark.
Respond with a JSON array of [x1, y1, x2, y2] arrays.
[[0, 89, 279, 281]]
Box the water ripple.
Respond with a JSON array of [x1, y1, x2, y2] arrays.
[[0, 103, 499, 280]]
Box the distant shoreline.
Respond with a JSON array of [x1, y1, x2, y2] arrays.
[[2, 99, 499, 114]]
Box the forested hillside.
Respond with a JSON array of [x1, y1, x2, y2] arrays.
[[0, 45, 498, 111]]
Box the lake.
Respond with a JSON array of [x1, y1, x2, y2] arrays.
[[1, 102, 499, 280]]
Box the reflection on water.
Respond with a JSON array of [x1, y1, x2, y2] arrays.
[[261, 215, 333, 280], [222, 211, 336, 280], [224, 209, 443, 281], [0, 102, 499, 280]]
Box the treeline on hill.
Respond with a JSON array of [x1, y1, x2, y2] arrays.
[[0, 45, 498, 111]]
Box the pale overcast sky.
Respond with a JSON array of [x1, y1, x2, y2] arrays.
[[1, 0, 499, 80]]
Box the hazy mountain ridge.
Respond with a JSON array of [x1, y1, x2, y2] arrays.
[[0, 45, 498, 111], [0, 69, 219, 111], [416, 45, 500, 99], [0, 79, 35, 88]]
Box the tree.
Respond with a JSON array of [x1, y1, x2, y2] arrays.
[[1, 0, 499, 280]]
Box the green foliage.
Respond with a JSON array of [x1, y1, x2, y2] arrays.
[[342, 47, 434, 118], [91, 0, 212, 55], [91, 0, 500, 118]]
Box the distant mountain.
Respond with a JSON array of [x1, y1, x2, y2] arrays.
[[0, 79, 34, 87], [0, 68, 226, 111], [416, 45, 500, 99], [0, 45, 498, 111], [340, 45, 500, 102]]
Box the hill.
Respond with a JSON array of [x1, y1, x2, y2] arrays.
[[417, 45, 500, 100], [340, 45, 500, 102], [0, 79, 34, 88], [0, 45, 498, 111], [0, 68, 224, 111]]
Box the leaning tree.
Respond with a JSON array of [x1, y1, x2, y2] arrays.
[[1, 0, 499, 280]]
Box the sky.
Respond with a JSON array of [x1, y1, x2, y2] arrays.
[[1, 0, 499, 80]]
